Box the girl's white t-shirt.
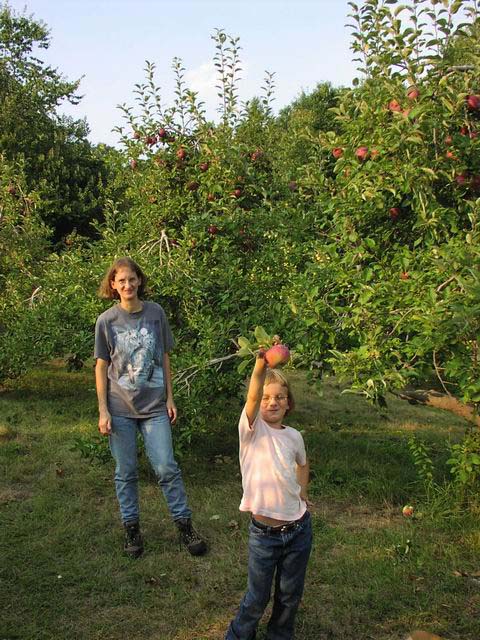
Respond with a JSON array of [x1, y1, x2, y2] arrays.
[[238, 407, 307, 521]]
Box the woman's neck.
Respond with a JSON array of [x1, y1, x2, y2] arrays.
[[119, 299, 143, 313]]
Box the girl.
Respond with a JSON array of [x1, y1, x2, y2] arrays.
[[94, 257, 206, 558], [225, 351, 312, 640]]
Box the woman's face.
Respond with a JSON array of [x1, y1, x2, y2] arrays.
[[110, 267, 141, 304]]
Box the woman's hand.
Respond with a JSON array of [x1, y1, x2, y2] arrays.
[[98, 410, 112, 435], [167, 398, 177, 424]]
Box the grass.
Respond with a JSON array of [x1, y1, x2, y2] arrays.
[[1, 362, 479, 640]]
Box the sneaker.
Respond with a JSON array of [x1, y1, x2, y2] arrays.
[[123, 520, 144, 558], [175, 518, 207, 556]]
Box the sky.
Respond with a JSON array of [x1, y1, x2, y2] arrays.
[[9, 0, 358, 147]]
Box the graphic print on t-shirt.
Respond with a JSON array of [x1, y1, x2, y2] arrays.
[[113, 324, 164, 391]]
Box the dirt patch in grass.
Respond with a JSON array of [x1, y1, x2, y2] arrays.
[[313, 498, 401, 530], [0, 486, 33, 504]]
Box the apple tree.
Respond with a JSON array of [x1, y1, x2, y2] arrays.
[[288, 0, 480, 425]]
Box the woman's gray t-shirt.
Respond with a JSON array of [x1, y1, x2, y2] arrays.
[[94, 301, 175, 418]]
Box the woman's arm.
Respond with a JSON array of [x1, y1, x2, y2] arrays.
[[163, 352, 177, 424], [95, 358, 111, 435]]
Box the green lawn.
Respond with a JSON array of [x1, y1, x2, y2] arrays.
[[1, 362, 479, 639]]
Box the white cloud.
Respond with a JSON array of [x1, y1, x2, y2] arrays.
[[186, 61, 218, 98], [185, 60, 250, 120]]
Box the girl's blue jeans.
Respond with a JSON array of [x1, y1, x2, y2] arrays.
[[109, 412, 192, 524], [225, 511, 312, 640]]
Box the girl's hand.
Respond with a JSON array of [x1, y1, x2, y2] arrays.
[[98, 411, 112, 436], [167, 398, 177, 424], [301, 494, 314, 508]]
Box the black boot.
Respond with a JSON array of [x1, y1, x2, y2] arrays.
[[123, 520, 144, 558], [175, 518, 207, 556]]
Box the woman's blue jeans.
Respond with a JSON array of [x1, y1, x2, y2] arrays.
[[225, 512, 312, 640], [109, 412, 192, 524]]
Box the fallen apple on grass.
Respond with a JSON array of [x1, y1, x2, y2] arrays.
[[402, 505, 414, 517]]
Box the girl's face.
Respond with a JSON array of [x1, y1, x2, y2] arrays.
[[259, 382, 289, 427], [110, 267, 141, 305]]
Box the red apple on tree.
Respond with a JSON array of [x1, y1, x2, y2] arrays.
[[207, 193, 216, 202], [455, 172, 469, 187], [355, 146, 369, 162], [231, 188, 242, 198], [466, 94, 480, 111], [402, 505, 414, 517], [208, 225, 219, 235], [389, 207, 400, 221], [332, 147, 343, 159], [406, 86, 419, 100], [199, 162, 210, 172], [400, 272, 409, 280], [176, 148, 187, 161], [158, 127, 167, 139], [186, 181, 199, 191], [388, 99, 402, 112]]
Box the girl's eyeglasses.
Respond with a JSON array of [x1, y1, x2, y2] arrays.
[[261, 395, 288, 404]]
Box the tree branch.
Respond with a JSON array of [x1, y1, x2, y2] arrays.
[[392, 388, 480, 428]]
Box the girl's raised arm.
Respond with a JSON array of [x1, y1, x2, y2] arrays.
[[245, 354, 267, 425]]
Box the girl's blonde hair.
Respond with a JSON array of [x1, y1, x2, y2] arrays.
[[98, 257, 147, 300], [264, 368, 295, 415]]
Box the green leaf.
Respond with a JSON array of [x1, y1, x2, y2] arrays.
[[254, 325, 270, 346], [237, 359, 250, 375], [237, 336, 250, 349]]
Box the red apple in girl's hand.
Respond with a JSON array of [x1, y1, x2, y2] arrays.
[[265, 344, 290, 368]]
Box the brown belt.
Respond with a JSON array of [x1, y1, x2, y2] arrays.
[[251, 510, 309, 534]]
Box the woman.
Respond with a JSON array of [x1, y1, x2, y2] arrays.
[[94, 256, 206, 558]]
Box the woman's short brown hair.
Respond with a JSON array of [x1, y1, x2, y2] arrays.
[[264, 368, 295, 415], [98, 257, 147, 300]]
